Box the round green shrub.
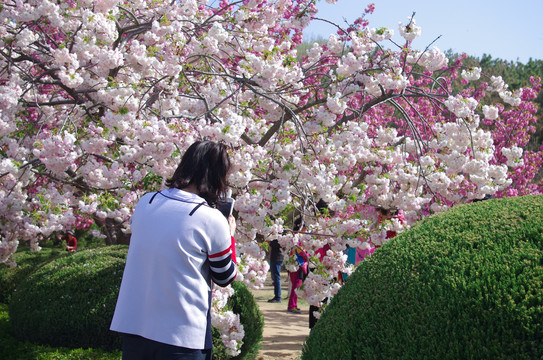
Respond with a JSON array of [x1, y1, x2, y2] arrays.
[[228, 281, 264, 360], [302, 195, 543, 360], [211, 280, 264, 360], [9, 246, 263, 359], [1, 303, 122, 360], [9, 246, 127, 350], [0, 247, 67, 303]]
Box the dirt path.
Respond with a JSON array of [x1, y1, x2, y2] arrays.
[[249, 271, 310, 360]]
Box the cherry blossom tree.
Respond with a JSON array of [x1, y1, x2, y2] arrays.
[[1, 0, 541, 353]]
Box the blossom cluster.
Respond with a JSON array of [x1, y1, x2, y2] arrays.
[[211, 285, 244, 356], [0, 0, 541, 347]]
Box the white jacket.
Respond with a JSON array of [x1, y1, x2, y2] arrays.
[[110, 188, 236, 349]]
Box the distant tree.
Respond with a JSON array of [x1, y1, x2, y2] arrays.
[[297, 35, 327, 61], [456, 53, 543, 152]]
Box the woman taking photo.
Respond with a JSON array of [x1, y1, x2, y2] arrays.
[[111, 140, 237, 360]]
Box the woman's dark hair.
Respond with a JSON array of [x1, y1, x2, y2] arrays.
[[165, 141, 231, 205]]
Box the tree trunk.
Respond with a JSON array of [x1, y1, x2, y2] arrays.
[[93, 216, 131, 245]]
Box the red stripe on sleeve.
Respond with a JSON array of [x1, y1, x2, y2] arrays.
[[209, 246, 232, 259], [230, 236, 237, 264]]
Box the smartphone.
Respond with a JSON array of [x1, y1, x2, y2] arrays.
[[217, 198, 235, 218]]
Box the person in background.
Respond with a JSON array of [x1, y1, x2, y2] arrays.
[[267, 238, 284, 303], [354, 243, 375, 264], [287, 217, 308, 314], [62, 231, 77, 252], [374, 207, 406, 247], [308, 242, 329, 329], [308, 199, 335, 330], [110, 140, 237, 360]]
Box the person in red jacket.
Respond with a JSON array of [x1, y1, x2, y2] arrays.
[[63, 232, 77, 252]]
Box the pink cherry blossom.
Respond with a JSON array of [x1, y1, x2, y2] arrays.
[[0, 0, 541, 348]]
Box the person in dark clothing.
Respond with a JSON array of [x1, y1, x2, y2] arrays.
[[267, 239, 284, 303], [309, 200, 332, 330]]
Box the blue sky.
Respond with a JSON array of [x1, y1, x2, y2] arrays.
[[303, 0, 543, 63]]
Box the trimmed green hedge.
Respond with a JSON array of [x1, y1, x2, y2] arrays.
[[8, 245, 263, 359], [212, 281, 264, 360], [302, 195, 543, 360], [229, 281, 264, 360], [0, 303, 122, 360], [9, 246, 127, 350], [0, 247, 68, 303]]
